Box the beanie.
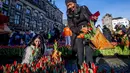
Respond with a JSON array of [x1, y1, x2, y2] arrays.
[[65, 0, 77, 5]]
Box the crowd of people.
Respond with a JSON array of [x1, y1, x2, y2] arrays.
[[102, 24, 130, 47]]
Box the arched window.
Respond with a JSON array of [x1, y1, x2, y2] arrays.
[[25, 18, 30, 27], [16, 4, 22, 10], [40, 15, 43, 20], [14, 12, 21, 24], [33, 21, 37, 28], [26, 8, 31, 14], [33, 0, 39, 4], [3, 0, 9, 5]]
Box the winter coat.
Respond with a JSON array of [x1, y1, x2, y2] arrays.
[[67, 5, 93, 35], [21, 45, 42, 64], [63, 26, 72, 36]]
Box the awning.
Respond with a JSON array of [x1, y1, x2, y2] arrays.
[[0, 14, 9, 24], [0, 24, 11, 34]]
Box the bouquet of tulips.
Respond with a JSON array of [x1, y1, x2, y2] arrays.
[[52, 40, 62, 61], [77, 11, 100, 39]]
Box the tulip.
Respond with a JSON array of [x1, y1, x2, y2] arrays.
[[88, 22, 91, 26], [78, 69, 81, 73], [14, 70, 18, 73], [111, 68, 115, 73], [14, 60, 17, 67], [0, 65, 3, 70], [92, 63, 98, 73], [6, 64, 9, 68], [31, 66, 36, 72], [36, 62, 40, 69], [26, 68, 30, 73]]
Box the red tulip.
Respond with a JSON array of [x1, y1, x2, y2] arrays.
[[14, 60, 17, 66], [32, 66, 36, 72], [42, 66, 45, 70], [88, 28, 93, 31], [14, 70, 18, 73], [23, 63, 27, 68], [6, 71, 10, 73], [78, 69, 81, 73], [88, 22, 91, 26], [0, 65, 3, 70], [36, 63, 40, 69], [26, 68, 30, 73], [92, 63, 98, 73], [111, 68, 115, 73]]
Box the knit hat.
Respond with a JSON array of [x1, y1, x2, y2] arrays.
[[65, 0, 77, 5]]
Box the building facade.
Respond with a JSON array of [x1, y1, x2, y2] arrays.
[[112, 17, 129, 31], [1, 0, 63, 32], [102, 13, 130, 31], [102, 13, 113, 31]]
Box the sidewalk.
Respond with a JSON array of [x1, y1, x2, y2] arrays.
[[97, 57, 130, 73]]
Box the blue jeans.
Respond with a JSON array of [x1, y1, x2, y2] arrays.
[[65, 36, 71, 46]]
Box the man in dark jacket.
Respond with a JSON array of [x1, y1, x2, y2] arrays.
[[65, 0, 98, 69], [102, 25, 112, 42]]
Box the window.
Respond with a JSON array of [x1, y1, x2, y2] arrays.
[[16, 4, 22, 10], [26, 8, 31, 14], [0, 2, 2, 8], [25, 18, 30, 27], [42, 1, 45, 8], [34, 12, 38, 17], [3, 0, 9, 5], [121, 22, 124, 24], [38, 23, 42, 29], [2, 10, 8, 16], [14, 14, 20, 24], [33, 21, 37, 28], [40, 15, 43, 20], [33, 0, 38, 4]]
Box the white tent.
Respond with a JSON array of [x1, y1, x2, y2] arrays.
[[0, 24, 11, 34]]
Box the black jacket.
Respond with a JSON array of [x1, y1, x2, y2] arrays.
[[67, 5, 93, 35]]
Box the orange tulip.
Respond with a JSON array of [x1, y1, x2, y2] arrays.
[[81, 27, 88, 34], [77, 33, 85, 38]]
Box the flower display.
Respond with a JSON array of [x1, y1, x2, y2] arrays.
[[0, 41, 129, 73], [0, 55, 67, 73]]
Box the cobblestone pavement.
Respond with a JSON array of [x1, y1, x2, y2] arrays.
[[64, 57, 130, 73], [97, 57, 130, 73]]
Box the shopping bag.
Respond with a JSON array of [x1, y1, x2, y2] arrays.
[[91, 28, 114, 50]]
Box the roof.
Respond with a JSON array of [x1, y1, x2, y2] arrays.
[[112, 17, 123, 20]]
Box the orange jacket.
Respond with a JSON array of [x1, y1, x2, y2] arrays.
[[63, 27, 72, 36]]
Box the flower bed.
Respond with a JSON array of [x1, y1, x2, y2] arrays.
[[0, 44, 129, 73], [0, 56, 67, 73]]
